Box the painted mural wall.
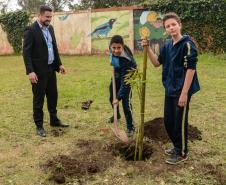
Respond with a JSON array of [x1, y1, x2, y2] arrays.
[[52, 11, 91, 55], [0, 26, 14, 55], [133, 10, 167, 54], [0, 8, 167, 55], [90, 10, 134, 54]]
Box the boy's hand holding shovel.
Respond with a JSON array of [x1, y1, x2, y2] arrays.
[[112, 99, 119, 105]]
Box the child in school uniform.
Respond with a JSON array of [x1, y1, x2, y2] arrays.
[[108, 35, 137, 137], [142, 12, 200, 164]]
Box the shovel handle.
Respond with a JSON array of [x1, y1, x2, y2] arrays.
[[112, 68, 118, 126]]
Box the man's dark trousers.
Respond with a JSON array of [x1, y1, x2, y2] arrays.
[[32, 64, 58, 128]]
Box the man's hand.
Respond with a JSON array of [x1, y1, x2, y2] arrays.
[[141, 39, 150, 47], [178, 92, 188, 107], [28, 72, 38, 84], [112, 99, 119, 105], [59, 65, 66, 74]]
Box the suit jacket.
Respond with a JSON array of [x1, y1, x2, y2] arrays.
[[23, 21, 62, 75]]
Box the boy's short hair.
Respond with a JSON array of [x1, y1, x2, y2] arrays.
[[39, 5, 52, 14], [110, 35, 124, 46], [163, 12, 181, 28]]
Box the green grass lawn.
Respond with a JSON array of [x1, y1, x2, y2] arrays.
[[0, 54, 225, 185]]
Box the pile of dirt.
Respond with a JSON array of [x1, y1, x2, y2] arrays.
[[46, 155, 101, 183], [144, 117, 202, 143], [43, 140, 114, 184], [188, 125, 202, 141]]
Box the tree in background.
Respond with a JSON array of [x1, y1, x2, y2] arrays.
[[69, 0, 144, 10], [17, 0, 73, 12], [0, 0, 9, 13], [0, 10, 30, 53], [18, 0, 45, 12], [45, 0, 73, 11]]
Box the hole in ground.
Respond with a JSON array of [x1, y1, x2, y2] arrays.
[[111, 140, 153, 161]]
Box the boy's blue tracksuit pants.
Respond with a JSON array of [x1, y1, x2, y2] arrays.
[[109, 78, 134, 131], [164, 95, 191, 157]]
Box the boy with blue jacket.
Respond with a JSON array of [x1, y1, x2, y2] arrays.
[[108, 35, 137, 137], [142, 12, 200, 164]]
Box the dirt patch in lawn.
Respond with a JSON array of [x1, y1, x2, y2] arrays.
[[43, 140, 154, 184], [43, 140, 187, 184], [43, 117, 203, 184], [43, 140, 114, 184], [144, 117, 202, 144]]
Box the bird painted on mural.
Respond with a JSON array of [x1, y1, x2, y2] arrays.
[[58, 14, 69, 21], [88, 19, 117, 38]]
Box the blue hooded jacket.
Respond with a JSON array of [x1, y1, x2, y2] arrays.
[[158, 35, 200, 97], [110, 45, 137, 100]]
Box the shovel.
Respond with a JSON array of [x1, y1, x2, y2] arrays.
[[110, 68, 129, 143]]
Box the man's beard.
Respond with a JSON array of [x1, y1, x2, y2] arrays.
[[43, 21, 50, 26]]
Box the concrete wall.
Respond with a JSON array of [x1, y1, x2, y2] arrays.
[[0, 26, 14, 55]]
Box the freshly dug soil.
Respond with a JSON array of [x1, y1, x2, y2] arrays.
[[43, 117, 203, 184], [43, 140, 114, 184], [144, 117, 202, 144]]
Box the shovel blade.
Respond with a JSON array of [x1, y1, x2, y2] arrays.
[[111, 126, 129, 143]]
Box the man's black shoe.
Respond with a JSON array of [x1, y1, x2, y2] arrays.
[[50, 120, 69, 127], [36, 127, 46, 137]]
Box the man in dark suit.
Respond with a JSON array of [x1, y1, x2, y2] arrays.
[[23, 5, 69, 137]]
